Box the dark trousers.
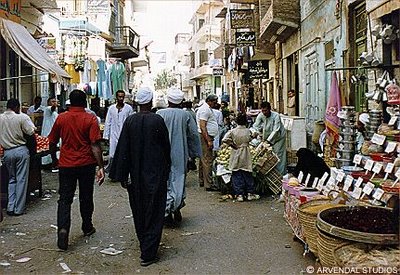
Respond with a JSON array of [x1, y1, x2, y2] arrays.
[[127, 182, 167, 261], [232, 170, 255, 195], [58, 164, 96, 234]]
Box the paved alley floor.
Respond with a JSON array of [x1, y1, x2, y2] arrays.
[[0, 170, 315, 274]]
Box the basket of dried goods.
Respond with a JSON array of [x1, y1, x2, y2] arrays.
[[297, 199, 340, 256], [334, 242, 400, 269], [316, 206, 399, 267]]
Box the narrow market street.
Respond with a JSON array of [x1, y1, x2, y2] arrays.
[[0, 170, 315, 274]]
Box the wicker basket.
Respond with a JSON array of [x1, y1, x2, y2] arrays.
[[317, 206, 399, 245], [297, 199, 340, 256], [334, 243, 400, 269], [317, 228, 353, 267]]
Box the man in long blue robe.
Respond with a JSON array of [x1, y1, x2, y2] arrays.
[[157, 88, 201, 224]]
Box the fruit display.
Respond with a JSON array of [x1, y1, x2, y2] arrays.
[[35, 134, 49, 153], [216, 145, 259, 169], [216, 146, 231, 167]]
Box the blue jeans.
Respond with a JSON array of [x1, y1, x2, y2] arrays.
[[231, 170, 255, 195], [57, 164, 96, 234], [3, 146, 30, 214]]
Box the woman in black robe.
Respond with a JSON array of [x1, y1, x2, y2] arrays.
[[293, 148, 330, 186], [110, 88, 171, 266]]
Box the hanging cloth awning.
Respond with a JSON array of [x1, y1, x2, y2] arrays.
[[0, 18, 70, 81]]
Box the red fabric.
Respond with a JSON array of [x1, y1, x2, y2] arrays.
[[48, 107, 101, 168], [325, 71, 342, 142]]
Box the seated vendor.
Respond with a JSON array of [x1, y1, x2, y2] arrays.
[[293, 148, 330, 186]]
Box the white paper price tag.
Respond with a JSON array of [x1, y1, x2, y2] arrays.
[[385, 163, 395, 173], [395, 168, 400, 179], [343, 176, 353, 192], [298, 171, 304, 183], [372, 188, 385, 200], [316, 179, 325, 191], [352, 187, 362, 199], [312, 178, 319, 188], [364, 159, 374, 171], [336, 171, 345, 182], [372, 163, 383, 174], [353, 154, 363, 165], [385, 142, 397, 153], [388, 116, 397, 126], [371, 133, 386, 146], [321, 172, 329, 183], [363, 182, 375, 195], [355, 177, 363, 188], [327, 177, 336, 187], [305, 174, 311, 186], [322, 186, 330, 196]]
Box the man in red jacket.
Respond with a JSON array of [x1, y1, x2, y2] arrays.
[[49, 89, 104, 250]]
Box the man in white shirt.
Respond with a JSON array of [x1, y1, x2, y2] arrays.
[[103, 90, 134, 174], [196, 94, 219, 191], [27, 96, 45, 115], [0, 99, 36, 216]]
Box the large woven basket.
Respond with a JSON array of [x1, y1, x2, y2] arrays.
[[334, 243, 400, 269], [297, 199, 339, 256], [317, 228, 353, 267]]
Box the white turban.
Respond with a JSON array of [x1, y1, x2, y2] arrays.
[[136, 87, 153, 105], [359, 113, 370, 125], [167, 88, 184, 104]]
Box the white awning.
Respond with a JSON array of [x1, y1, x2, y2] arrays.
[[0, 18, 70, 81]]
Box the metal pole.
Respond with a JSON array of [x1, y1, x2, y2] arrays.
[[0, 72, 48, 81]]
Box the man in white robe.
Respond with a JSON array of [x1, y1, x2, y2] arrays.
[[157, 88, 201, 224], [41, 97, 58, 168], [103, 90, 134, 174]]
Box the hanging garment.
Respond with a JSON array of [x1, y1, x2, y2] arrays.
[[103, 62, 113, 100], [111, 61, 126, 93], [82, 59, 91, 84], [96, 59, 106, 98], [65, 64, 80, 84]]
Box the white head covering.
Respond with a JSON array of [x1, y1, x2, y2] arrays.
[[136, 87, 153, 105], [167, 88, 184, 104], [359, 113, 370, 125]]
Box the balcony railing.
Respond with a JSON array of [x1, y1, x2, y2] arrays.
[[110, 26, 140, 59]]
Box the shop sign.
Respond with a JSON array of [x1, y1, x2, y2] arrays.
[[213, 68, 224, 76], [230, 9, 254, 29], [87, 0, 111, 33], [0, 0, 21, 23], [248, 60, 269, 79], [37, 37, 58, 62], [235, 31, 256, 46]]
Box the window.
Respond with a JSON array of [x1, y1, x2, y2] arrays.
[[198, 19, 205, 31], [190, 52, 195, 68], [199, 49, 208, 65]]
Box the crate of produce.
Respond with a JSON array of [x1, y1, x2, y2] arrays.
[[254, 168, 282, 194]]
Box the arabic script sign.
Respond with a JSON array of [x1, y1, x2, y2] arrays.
[[248, 60, 269, 79], [235, 31, 256, 46], [230, 9, 254, 29], [0, 0, 21, 22], [213, 68, 224, 76]]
